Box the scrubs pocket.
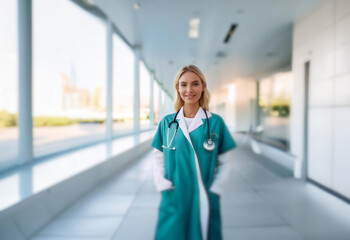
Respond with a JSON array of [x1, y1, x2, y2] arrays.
[[164, 149, 176, 182], [209, 190, 220, 198], [160, 188, 176, 212], [208, 191, 220, 211]]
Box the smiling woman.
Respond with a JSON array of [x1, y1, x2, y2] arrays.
[[151, 65, 237, 240]]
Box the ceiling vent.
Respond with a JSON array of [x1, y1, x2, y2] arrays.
[[224, 24, 237, 44], [216, 51, 227, 58]]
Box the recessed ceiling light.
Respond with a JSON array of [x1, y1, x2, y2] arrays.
[[188, 18, 200, 39], [189, 18, 200, 28], [189, 29, 199, 39], [134, 3, 140, 10]]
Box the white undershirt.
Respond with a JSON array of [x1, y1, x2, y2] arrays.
[[184, 117, 194, 130]]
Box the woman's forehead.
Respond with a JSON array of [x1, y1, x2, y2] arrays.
[[179, 71, 201, 82]]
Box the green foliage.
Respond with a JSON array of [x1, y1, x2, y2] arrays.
[[0, 110, 17, 127], [33, 116, 80, 127], [271, 105, 290, 117]]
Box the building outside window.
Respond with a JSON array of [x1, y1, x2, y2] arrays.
[[153, 80, 160, 126], [258, 71, 292, 151], [112, 34, 134, 136], [140, 61, 150, 130], [0, 0, 18, 169], [33, 0, 107, 157]]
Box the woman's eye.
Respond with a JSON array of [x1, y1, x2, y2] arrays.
[[180, 84, 186, 87], [193, 83, 199, 86]]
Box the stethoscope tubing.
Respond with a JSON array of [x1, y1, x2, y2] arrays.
[[163, 108, 214, 151]]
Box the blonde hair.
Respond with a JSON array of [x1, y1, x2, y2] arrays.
[[174, 65, 210, 111]]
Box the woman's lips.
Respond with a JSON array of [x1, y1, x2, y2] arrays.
[[185, 95, 195, 99]]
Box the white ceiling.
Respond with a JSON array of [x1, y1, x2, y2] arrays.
[[94, 0, 323, 96]]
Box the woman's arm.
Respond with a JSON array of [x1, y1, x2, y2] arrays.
[[152, 148, 174, 192], [209, 148, 234, 196]]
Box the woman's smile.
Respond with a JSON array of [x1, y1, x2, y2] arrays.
[[185, 94, 195, 99]]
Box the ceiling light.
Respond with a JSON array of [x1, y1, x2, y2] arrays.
[[134, 3, 140, 10], [188, 18, 200, 39], [189, 18, 200, 28], [189, 29, 199, 39]]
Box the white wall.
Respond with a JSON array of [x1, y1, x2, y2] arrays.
[[292, 0, 350, 198], [211, 78, 256, 131]]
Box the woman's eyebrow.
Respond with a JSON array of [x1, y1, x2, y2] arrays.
[[180, 80, 200, 83]]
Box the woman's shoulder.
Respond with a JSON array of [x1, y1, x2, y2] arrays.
[[209, 112, 224, 122], [158, 112, 177, 123]]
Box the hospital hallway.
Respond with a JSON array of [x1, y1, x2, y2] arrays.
[[29, 144, 350, 240], [2, 0, 350, 239]]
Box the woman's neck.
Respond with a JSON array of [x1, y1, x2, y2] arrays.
[[183, 104, 200, 118]]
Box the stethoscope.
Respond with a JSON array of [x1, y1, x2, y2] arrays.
[[162, 108, 216, 151]]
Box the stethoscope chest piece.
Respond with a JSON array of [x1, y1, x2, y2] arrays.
[[203, 138, 215, 151]]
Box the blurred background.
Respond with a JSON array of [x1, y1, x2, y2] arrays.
[[1, 0, 350, 239]]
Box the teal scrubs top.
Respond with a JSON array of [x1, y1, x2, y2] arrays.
[[151, 107, 236, 240]]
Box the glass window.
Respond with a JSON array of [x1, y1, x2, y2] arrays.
[[153, 81, 160, 126], [112, 34, 134, 135], [258, 71, 292, 151], [0, 0, 18, 168], [33, 0, 107, 158], [140, 61, 150, 130]]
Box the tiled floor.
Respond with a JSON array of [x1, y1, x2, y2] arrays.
[[31, 147, 350, 240]]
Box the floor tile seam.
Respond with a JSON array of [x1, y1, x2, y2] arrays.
[[31, 231, 111, 239], [110, 169, 149, 240], [231, 150, 297, 230], [31, 234, 112, 239], [237, 146, 291, 178], [252, 183, 301, 232], [222, 222, 290, 229], [222, 223, 298, 230], [128, 206, 159, 209], [31, 154, 150, 239], [29, 186, 101, 239], [55, 215, 126, 219]]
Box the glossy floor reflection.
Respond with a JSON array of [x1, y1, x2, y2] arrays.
[[31, 147, 350, 240]]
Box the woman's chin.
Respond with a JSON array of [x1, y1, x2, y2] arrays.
[[184, 99, 199, 105]]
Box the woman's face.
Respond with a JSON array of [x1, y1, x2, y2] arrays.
[[177, 71, 205, 105]]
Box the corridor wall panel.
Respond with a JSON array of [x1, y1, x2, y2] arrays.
[[333, 108, 350, 196], [292, 0, 350, 199], [309, 79, 333, 107], [307, 108, 333, 188]]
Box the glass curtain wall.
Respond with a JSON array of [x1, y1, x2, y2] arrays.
[[0, 0, 164, 172], [0, 0, 18, 168], [112, 34, 134, 136], [33, 0, 107, 157], [140, 61, 150, 130], [258, 71, 292, 151], [153, 81, 160, 126]]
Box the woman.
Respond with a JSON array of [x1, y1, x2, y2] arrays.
[[151, 65, 236, 240]]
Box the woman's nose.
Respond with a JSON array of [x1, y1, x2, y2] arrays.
[[186, 86, 193, 92]]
